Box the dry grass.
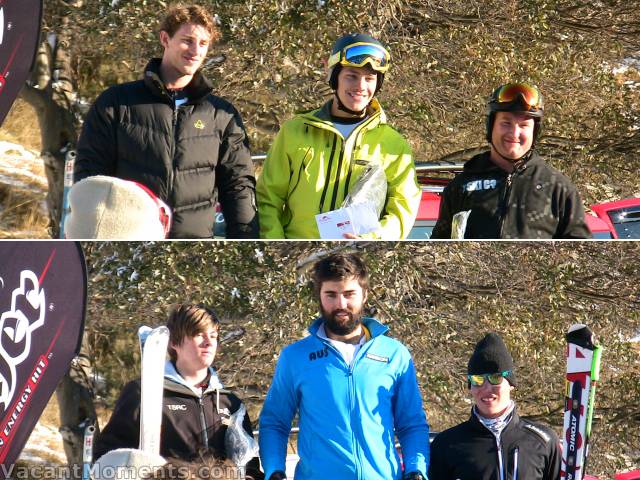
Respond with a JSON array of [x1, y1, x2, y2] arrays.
[[0, 184, 50, 238], [0, 101, 51, 237], [0, 99, 42, 151], [19, 394, 67, 467]]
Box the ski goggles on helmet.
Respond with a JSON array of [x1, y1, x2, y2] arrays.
[[493, 83, 542, 111], [328, 42, 390, 73], [467, 370, 511, 387]]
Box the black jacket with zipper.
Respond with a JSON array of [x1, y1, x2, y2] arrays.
[[431, 150, 590, 239], [93, 378, 263, 479], [75, 58, 258, 239], [428, 408, 561, 480]]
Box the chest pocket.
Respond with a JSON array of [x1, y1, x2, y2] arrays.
[[460, 176, 503, 213]]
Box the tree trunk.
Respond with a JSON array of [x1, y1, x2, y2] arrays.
[[20, 17, 79, 238], [56, 337, 98, 480], [25, 16, 94, 474]]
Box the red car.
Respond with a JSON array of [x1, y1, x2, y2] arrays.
[[409, 161, 640, 239]]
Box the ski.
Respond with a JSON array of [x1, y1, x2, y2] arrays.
[[138, 325, 169, 455], [561, 324, 603, 480]]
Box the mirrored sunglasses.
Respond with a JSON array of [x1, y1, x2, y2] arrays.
[[468, 370, 511, 387]]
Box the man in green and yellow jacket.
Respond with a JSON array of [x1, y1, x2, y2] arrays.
[[257, 34, 421, 239]]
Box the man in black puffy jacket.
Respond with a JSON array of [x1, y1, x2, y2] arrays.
[[429, 333, 561, 480], [432, 82, 590, 239], [74, 5, 258, 238]]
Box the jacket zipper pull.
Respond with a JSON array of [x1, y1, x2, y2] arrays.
[[512, 446, 519, 480]]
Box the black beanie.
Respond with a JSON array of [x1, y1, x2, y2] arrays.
[[467, 332, 517, 386]]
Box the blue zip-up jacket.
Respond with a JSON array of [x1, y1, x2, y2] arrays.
[[259, 318, 430, 480]]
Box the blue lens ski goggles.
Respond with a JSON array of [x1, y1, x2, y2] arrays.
[[328, 42, 390, 73]]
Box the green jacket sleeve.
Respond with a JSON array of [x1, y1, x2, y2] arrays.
[[256, 128, 289, 239]]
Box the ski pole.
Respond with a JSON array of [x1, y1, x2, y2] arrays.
[[82, 421, 96, 480], [582, 344, 603, 480], [59, 149, 76, 238]]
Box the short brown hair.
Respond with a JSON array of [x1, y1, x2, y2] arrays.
[[312, 253, 369, 297], [159, 4, 221, 43], [167, 304, 219, 362]]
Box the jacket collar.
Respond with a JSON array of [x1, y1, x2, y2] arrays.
[[301, 98, 386, 128], [468, 404, 520, 435], [464, 150, 542, 175], [308, 316, 389, 339], [143, 58, 213, 104], [163, 360, 224, 396]]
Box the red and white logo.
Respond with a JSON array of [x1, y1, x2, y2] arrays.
[[0, 270, 46, 414]]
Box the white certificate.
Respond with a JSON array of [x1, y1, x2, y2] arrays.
[[315, 203, 379, 239]]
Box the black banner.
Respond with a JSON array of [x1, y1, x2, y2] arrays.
[[0, 242, 86, 470], [0, 0, 43, 125]]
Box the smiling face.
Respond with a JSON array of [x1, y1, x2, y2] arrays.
[[172, 326, 218, 372], [470, 375, 514, 418], [159, 22, 211, 85], [490, 111, 535, 161], [331, 66, 378, 116], [319, 276, 367, 336]]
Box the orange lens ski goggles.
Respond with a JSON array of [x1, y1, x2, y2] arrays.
[[495, 83, 542, 109]]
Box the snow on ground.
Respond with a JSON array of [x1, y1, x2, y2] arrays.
[[0, 140, 49, 237], [612, 54, 640, 76], [0, 140, 48, 190], [19, 421, 67, 465]]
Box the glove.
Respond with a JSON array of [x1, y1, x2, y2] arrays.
[[403, 472, 425, 480], [269, 471, 287, 480]]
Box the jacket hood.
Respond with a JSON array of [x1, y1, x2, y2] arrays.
[[464, 150, 543, 175], [143, 58, 214, 104], [163, 360, 224, 396], [308, 316, 389, 338]]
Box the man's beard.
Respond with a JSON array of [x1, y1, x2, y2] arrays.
[[321, 305, 364, 336]]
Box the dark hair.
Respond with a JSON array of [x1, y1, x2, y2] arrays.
[[167, 304, 219, 362], [312, 253, 369, 297], [159, 4, 221, 43]]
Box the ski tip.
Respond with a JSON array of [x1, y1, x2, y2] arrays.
[[138, 325, 153, 337], [155, 326, 170, 336], [138, 325, 153, 348], [566, 323, 596, 349], [567, 323, 588, 334]]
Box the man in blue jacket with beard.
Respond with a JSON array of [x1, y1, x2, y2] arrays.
[[259, 253, 429, 480]]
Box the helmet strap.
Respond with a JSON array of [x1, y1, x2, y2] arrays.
[[333, 91, 368, 117], [489, 141, 533, 170]]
